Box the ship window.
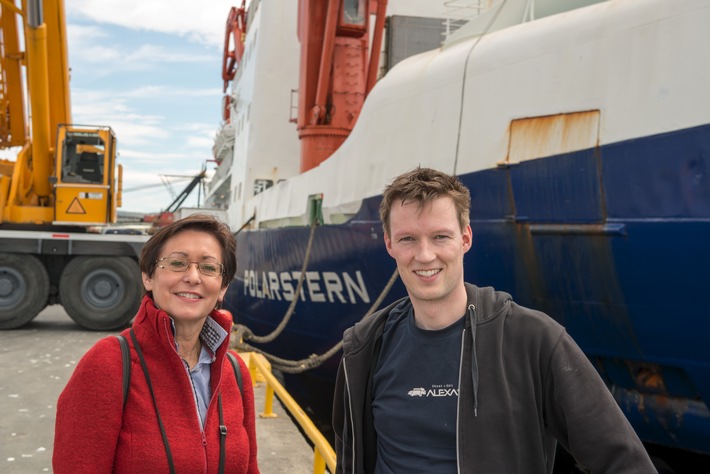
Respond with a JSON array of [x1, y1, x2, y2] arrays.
[[341, 0, 366, 28], [254, 179, 273, 195]]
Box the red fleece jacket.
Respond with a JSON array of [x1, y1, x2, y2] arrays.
[[53, 296, 259, 473]]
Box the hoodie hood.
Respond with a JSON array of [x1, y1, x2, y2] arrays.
[[463, 284, 512, 417], [344, 284, 512, 354], [464, 284, 512, 324]]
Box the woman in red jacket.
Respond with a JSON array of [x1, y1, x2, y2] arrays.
[[53, 214, 259, 474]]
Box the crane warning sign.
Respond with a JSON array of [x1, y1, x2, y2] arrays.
[[66, 198, 86, 214]]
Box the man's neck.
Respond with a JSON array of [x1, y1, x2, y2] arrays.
[[411, 287, 468, 330]]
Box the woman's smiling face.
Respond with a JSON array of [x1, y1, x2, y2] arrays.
[[142, 229, 227, 323]]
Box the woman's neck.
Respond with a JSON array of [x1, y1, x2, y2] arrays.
[[174, 322, 203, 368]]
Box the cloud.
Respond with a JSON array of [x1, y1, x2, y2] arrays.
[[120, 85, 221, 99], [67, 24, 109, 43], [185, 135, 215, 150], [119, 149, 191, 162], [67, 33, 217, 75], [66, 0, 238, 46], [125, 44, 214, 64], [71, 90, 165, 142], [70, 86, 219, 149]]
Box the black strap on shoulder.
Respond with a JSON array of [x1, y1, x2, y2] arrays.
[[218, 394, 227, 473], [226, 351, 244, 397], [220, 351, 245, 474], [116, 335, 130, 406], [130, 328, 177, 474]]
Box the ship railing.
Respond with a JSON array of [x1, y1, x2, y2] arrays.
[[244, 351, 336, 474], [443, 0, 496, 37]]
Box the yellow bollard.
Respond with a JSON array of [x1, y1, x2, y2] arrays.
[[260, 383, 278, 419], [246, 353, 258, 386], [313, 449, 326, 474]]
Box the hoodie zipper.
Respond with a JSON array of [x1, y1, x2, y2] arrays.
[[456, 303, 478, 474]]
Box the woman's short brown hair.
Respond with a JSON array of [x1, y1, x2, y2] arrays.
[[379, 167, 471, 236], [139, 213, 236, 288]]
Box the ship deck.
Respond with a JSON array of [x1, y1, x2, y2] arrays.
[[0, 305, 320, 473]]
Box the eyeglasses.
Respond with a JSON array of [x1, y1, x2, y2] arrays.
[[156, 257, 224, 277]]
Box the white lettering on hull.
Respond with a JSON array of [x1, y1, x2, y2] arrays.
[[243, 270, 371, 304]]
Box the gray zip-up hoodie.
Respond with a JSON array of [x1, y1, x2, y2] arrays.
[[332, 283, 656, 473]]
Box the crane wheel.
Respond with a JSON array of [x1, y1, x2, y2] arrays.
[[59, 256, 142, 331], [0, 254, 50, 329]]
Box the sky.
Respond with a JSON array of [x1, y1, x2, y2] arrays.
[[64, 0, 239, 214]]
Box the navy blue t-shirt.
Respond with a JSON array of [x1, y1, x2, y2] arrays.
[[372, 309, 464, 473]]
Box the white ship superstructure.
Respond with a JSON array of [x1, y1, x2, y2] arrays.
[[206, 0, 461, 229]]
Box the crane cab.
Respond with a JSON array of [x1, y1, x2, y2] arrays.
[[54, 125, 119, 225]]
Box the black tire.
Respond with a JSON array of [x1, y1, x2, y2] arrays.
[[59, 256, 142, 330], [0, 253, 49, 329]]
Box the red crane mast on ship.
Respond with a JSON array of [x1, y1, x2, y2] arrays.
[[221, 0, 387, 173], [296, 0, 388, 172]]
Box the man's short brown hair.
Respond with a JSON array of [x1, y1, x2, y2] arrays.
[[139, 213, 236, 288], [379, 167, 471, 236]]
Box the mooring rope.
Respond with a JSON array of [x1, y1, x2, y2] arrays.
[[232, 266, 400, 373], [232, 219, 317, 345]]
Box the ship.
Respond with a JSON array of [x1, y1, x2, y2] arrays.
[[205, 0, 710, 465]]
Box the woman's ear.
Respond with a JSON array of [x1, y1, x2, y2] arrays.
[[142, 272, 153, 291]]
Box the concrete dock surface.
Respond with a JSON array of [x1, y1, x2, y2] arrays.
[[0, 305, 316, 473]]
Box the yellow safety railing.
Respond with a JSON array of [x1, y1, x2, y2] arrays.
[[245, 352, 336, 474]]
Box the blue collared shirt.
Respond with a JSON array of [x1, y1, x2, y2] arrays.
[[173, 316, 228, 427]]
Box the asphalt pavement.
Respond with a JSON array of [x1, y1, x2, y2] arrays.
[[0, 305, 315, 473]]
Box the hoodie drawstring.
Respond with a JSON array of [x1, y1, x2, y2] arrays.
[[468, 303, 479, 417]]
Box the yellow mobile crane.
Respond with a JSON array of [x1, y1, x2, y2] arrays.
[[0, 0, 147, 330]]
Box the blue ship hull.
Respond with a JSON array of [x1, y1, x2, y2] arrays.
[[225, 123, 710, 452]]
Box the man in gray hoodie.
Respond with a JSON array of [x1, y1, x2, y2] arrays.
[[332, 167, 656, 473]]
